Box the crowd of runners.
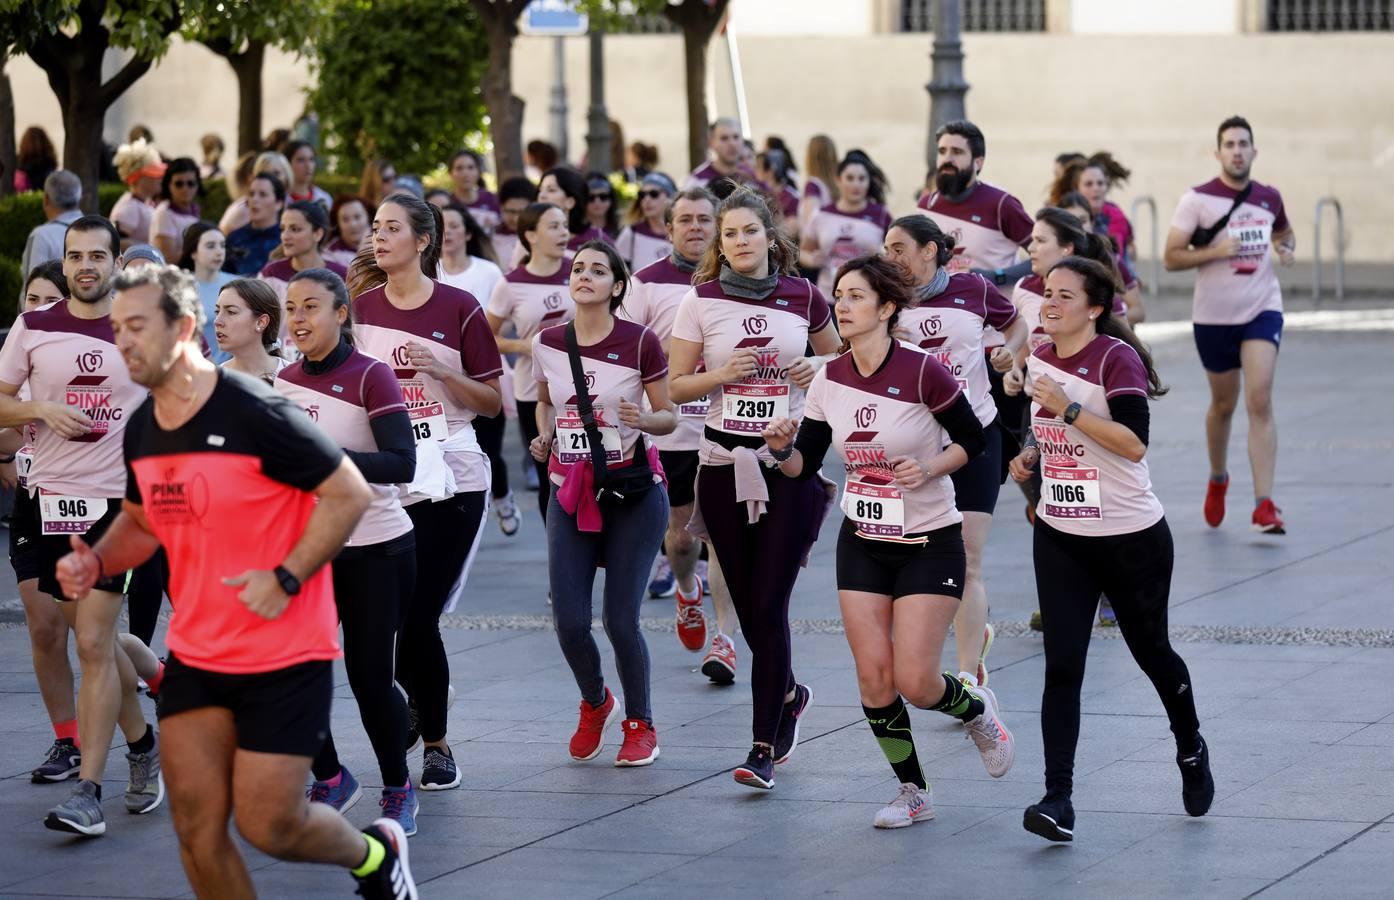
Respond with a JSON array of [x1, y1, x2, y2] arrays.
[[0, 110, 1296, 896]]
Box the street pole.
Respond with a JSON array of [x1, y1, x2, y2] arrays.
[[550, 36, 569, 163], [926, 0, 969, 168], [585, 27, 612, 172]]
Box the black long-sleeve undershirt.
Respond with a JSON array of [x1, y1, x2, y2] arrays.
[[1107, 394, 1150, 447]]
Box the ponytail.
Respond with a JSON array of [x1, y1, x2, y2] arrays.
[[1048, 256, 1167, 399], [376, 193, 442, 278], [1036, 207, 1124, 287]]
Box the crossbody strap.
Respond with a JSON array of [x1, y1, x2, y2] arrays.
[[564, 323, 611, 488]]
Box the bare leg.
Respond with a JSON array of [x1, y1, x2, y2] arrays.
[[706, 552, 738, 638], [666, 502, 701, 595], [232, 749, 372, 869], [1240, 340, 1279, 500], [953, 511, 993, 680], [163, 707, 255, 899], [1204, 368, 1241, 482], [20, 579, 74, 727], [61, 589, 146, 784]]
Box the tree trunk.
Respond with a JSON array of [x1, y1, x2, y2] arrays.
[[62, 84, 109, 215], [0, 61, 15, 198], [482, 20, 525, 179], [229, 41, 266, 156], [681, 26, 708, 171]]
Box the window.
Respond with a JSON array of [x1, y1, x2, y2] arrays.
[[900, 0, 1047, 32], [1268, 0, 1393, 30]]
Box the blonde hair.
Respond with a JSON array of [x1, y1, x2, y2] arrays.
[[693, 187, 798, 285], [804, 134, 840, 204], [113, 138, 162, 183], [252, 152, 293, 195]]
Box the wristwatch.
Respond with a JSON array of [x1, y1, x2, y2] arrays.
[[274, 565, 302, 597], [1062, 401, 1083, 425]]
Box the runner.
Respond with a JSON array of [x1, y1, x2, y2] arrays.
[[281, 140, 333, 208], [1055, 186, 1146, 326], [148, 158, 202, 263], [276, 268, 418, 834], [447, 149, 501, 236], [668, 187, 843, 790], [259, 200, 348, 304], [491, 176, 538, 273], [529, 241, 672, 767], [214, 279, 289, 384], [223, 172, 284, 277], [324, 194, 374, 268], [799, 134, 838, 235], [57, 262, 416, 896], [0, 216, 161, 835], [110, 139, 165, 250], [755, 148, 801, 239], [487, 202, 575, 522], [1007, 255, 1212, 842], [882, 215, 1026, 688], [684, 118, 758, 189], [1164, 115, 1294, 533], [760, 255, 1015, 827], [616, 172, 676, 270], [584, 172, 621, 240], [625, 187, 744, 679], [801, 150, 892, 297], [437, 203, 504, 302], [354, 193, 504, 792], [539, 166, 613, 252]]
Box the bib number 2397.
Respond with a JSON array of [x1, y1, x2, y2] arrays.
[[720, 383, 789, 434], [1041, 464, 1102, 521]]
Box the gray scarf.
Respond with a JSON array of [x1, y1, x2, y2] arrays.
[[669, 251, 697, 274], [916, 267, 951, 303], [719, 264, 780, 300]]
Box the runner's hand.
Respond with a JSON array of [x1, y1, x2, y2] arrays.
[[617, 399, 642, 428], [1009, 447, 1040, 483], [56, 535, 102, 601], [38, 402, 93, 440], [889, 455, 928, 490], [529, 434, 551, 463], [1209, 235, 1237, 259], [716, 349, 758, 385], [1276, 245, 1296, 267], [404, 341, 440, 378], [1032, 376, 1070, 417], [1003, 367, 1024, 397], [761, 417, 798, 452], [787, 356, 818, 389], [224, 570, 292, 620], [989, 347, 1015, 373]]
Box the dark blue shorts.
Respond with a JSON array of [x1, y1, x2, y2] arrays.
[[1193, 310, 1284, 373]]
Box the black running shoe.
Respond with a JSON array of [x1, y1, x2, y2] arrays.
[[353, 818, 418, 899], [1178, 734, 1214, 817], [733, 745, 775, 790], [772, 683, 812, 765], [419, 746, 461, 791], [32, 738, 81, 783], [1023, 794, 1075, 842]]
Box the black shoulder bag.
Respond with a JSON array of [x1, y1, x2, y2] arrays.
[[1189, 182, 1252, 249], [564, 323, 655, 508]]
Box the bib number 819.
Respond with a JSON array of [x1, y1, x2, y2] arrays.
[[58, 498, 88, 518], [854, 500, 883, 520], [1049, 484, 1087, 503], [735, 399, 775, 419]]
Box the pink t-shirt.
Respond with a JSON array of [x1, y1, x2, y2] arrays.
[[809, 202, 893, 296], [531, 318, 668, 484], [490, 227, 520, 273], [353, 281, 504, 494], [1027, 334, 1164, 536], [804, 340, 965, 539], [0, 302, 147, 498], [898, 272, 1018, 426], [616, 221, 673, 271], [110, 192, 156, 245], [275, 348, 413, 546], [1011, 275, 1052, 356], [670, 275, 833, 443], [803, 177, 832, 208], [485, 266, 574, 402], [684, 162, 761, 191], [776, 185, 800, 222], [916, 182, 1033, 274], [324, 237, 358, 269], [624, 257, 706, 452], [461, 190, 501, 236], [1169, 178, 1288, 325], [149, 202, 200, 250]]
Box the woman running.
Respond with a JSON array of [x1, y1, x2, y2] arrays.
[[325, 195, 374, 268], [584, 172, 621, 240], [761, 255, 1015, 828], [437, 203, 504, 302], [354, 194, 504, 792], [276, 268, 418, 834], [1008, 255, 1212, 843], [801, 150, 892, 297], [528, 241, 674, 767], [260, 200, 348, 303], [223, 173, 284, 277], [491, 176, 538, 272], [756, 148, 801, 239], [214, 279, 288, 384], [669, 187, 842, 790], [177, 222, 235, 362], [615, 173, 675, 270], [447, 149, 501, 236], [882, 216, 1026, 688], [149, 158, 203, 263], [486, 202, 575, 521], [799, 134, 838, 235]]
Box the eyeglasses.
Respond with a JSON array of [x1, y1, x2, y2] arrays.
[[638, 190, 666, 200], [172, 179, 197, 188], [589, 193, 612, 202]]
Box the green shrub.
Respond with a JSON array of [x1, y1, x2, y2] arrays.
[[0, 256, 21, 325]]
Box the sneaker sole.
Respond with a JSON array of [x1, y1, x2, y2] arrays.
[[774, 685, 813, 765], [32, 765, 81, 784], [127, 772, 166, 815], [1251, 523, 1286, 534], [332, 783, 364, 813], [571, 700, 623, 762], [978, 623, 995, 687], [614, 746, 660, 768], [1023, 808, 1073, 842], [874, 808, 933, 829], [418, 769, 462, 791], [733, 768, 773, 790], [701, 658, 736, 685], [44, 812, 105, 836], [371, 817, 419, 899]]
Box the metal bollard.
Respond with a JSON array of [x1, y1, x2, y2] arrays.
[[1129, 195, 1159, 298], [1313, 197, 1345, 303]]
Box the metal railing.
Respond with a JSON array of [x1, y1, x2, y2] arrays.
[[1313, 197, 1346, 303], [1129, 195, 1159, 298], [1268, 0, 1392, 31]]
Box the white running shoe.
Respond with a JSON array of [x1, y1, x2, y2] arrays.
[[494, 491, 522, 536], [963, 684, 1015, 778], [873, 782, 934, 829]]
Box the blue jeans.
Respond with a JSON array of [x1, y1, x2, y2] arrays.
[[547, 486, 669, 722]]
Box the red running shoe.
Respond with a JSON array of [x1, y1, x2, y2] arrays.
[[614, 719, 660, 767], [675, 581, 707, 652], [1252, 499, 1286, 534], [701, 633, 737, 685], [1203, 475, 1228, 527], [569, 688, 620, 761]]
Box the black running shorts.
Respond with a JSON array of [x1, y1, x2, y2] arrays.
[[836, 520, 966, 600]]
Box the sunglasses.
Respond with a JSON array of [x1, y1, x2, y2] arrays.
[[172, 179, 198, 188], [589, 193, 612, 202], [638, 190, 666, 200]]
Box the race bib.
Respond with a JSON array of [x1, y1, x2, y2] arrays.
[[409, 402, 448, 445], [720, 382, 789, 434], [1227, 213, 1271, 275], [555, 415, 622, 465], [38, 490, 108, 536], [678, 397, 711, 418], [1041, 463, 1102, 521], [841, 479, 905, 539], [15, 445, 33, 490]]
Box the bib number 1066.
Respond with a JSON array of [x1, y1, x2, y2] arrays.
[[1047, 483, 1089, 504]]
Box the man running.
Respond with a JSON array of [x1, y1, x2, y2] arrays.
[[0, 216, 160, 836], [685, 118, 759, 190], [56, 264, 416, 898], [1165, 115, 1294, 534]]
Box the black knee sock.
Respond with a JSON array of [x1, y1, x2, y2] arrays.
[[927, 673, 984, 722], [863, 697, 927, 790], [127, 723, 155, 755]]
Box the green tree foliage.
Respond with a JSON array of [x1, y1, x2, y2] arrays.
[[308, 0, 489, 177]]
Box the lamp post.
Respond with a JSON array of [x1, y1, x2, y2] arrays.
[[549, 36, 569, 163], [585, 27, 612, 171], [926, 0, 969, 167]]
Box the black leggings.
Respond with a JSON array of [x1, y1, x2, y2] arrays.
[[1034, 517, 1199, 797], [127, 550, 169, 647], [514, 400, 552, 521], [473, 411, 510, 500], [313, 533, 415, 787], [696, 464, 827, 745], [396, 491, 487, 744]]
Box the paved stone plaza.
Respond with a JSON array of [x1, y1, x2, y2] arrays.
[[0, 293, 1390, 898]]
